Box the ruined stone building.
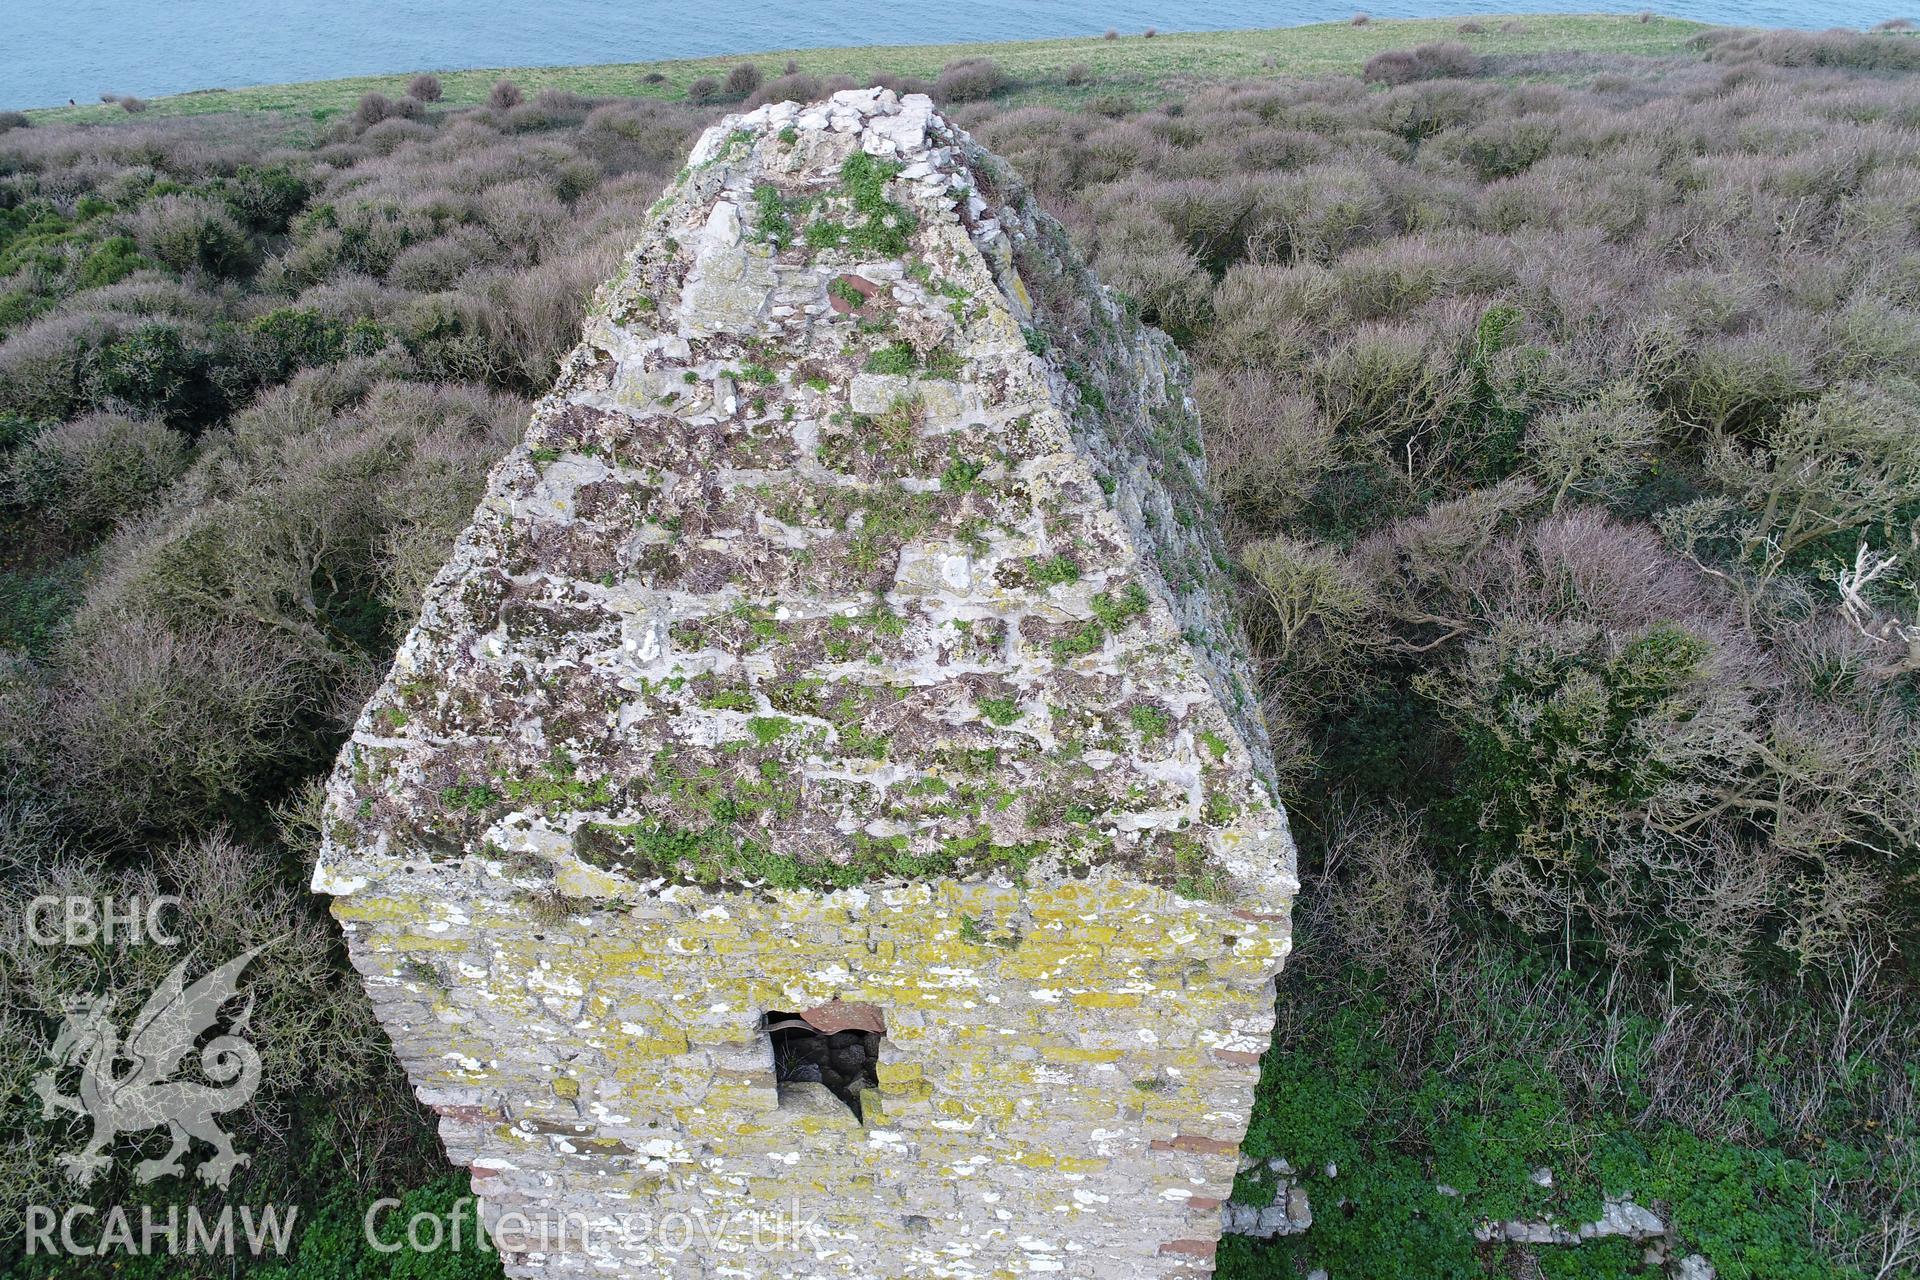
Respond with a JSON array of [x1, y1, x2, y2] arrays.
[[316, 89, 1297, 1278]]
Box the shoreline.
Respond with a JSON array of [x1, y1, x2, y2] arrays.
[[19, 13, 1710, 120]]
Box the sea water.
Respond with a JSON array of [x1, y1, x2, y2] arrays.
[[5, 0, 1889, 111]]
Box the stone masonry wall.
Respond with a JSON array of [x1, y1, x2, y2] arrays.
[[333, 875, 1282, 1276], [317, 89, 1297, 1278]]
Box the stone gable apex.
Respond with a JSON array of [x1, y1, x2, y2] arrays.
[[317, 89, 1296, 1279]]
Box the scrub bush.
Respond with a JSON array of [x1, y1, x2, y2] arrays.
[[5, 411, 186, 536], [935, 58, 1013, 103], [723, 62, 763, 101], [126, 193, 256, 277]]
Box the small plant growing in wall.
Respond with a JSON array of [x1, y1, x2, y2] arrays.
[[1030, 554, 1080, 586], [863, 341, 918, 376], [399, 958, 451, 992], [978, 697, 1021, 726], [942, 454, 986, 491], [828, 276, 868, 311], [440, 780, 502, 812], [746, 715, 794, 746], [803, 152, 917, 257], [751, 184, 797, 249], [1130, 704, 1171, 742]]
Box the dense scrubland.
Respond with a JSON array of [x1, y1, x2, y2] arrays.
[[3, 16, 1920, 1280]]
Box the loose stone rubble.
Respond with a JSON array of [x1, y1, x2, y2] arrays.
[[316, 89, 1296, 1278], [1221, 1158, 1313, 1239], [1229, 1156, 1718, 1277], [1474, 1196, 1717, 1278], [1475, 1195, 1666, 1247]]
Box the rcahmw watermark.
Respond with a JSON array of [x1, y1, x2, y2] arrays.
[[24, 1203, 298, 1257]]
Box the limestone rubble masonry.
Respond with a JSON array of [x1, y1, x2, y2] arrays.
[[316, 89, 1297, 1278]]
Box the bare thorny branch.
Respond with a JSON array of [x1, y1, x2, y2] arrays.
[[1832, 540, 1920, 679]]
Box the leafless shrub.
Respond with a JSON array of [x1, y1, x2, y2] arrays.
[[783, 59, 800, 75], [1679, 378, 1920, 588], [1204, 264, 1318, 369], [966, 105, 1088, 194], [1323, 801, 1457, 975], [1143, 26, 1157, 38], [723, 62, 763, 101], [1365, 40, 1482, 85], [488, 78, 523, 110], [355, 91, 395, 127], [1089, 207, 1213, 337], [1311, 317, 1472, 483], [1700, 25, 1920, 70], [80, 373, 525, 682], [1199, 370, 1338, 533], [1064, 62, 1094, 86], [1524, 381, 1659, 511], [1103, 28, 1118, 40], [1338, 505, 1919, 989], [935, 58, 1013, 103], [46, 616, 309, 839], [0, 111, 29, 134], [579, 98, 702, 168], [0, 311, 132, 420], [1241, 532, 1383, 710], [1363, 50, 1422, 87], [748, 72, 825, 109], [535, 87, 591, 113], [864, 72, 929, 99], [685, 76, 720, 105], [359, 115, 433, 155], [474, 177, 569, 255], [0, 822, 427, 1213], [1671, 323, 1824, 437], [58, 275, 218, 323], [1458, 20, 1486, 34], [385, 230, 487, 291], [1351, 13, 1370, 26], [6, 412, 187, 536], [407, 73, 443, 102], [474, 237, 626, 389], [119, 96, 148, 114]]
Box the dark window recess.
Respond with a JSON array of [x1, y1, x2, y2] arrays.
[[762, 1002, 885, 1120]]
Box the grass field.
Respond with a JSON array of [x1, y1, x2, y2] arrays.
[[23, 13, 1709, 122]]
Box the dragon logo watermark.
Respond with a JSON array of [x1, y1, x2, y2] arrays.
[[33, 941, 272, 1190]]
